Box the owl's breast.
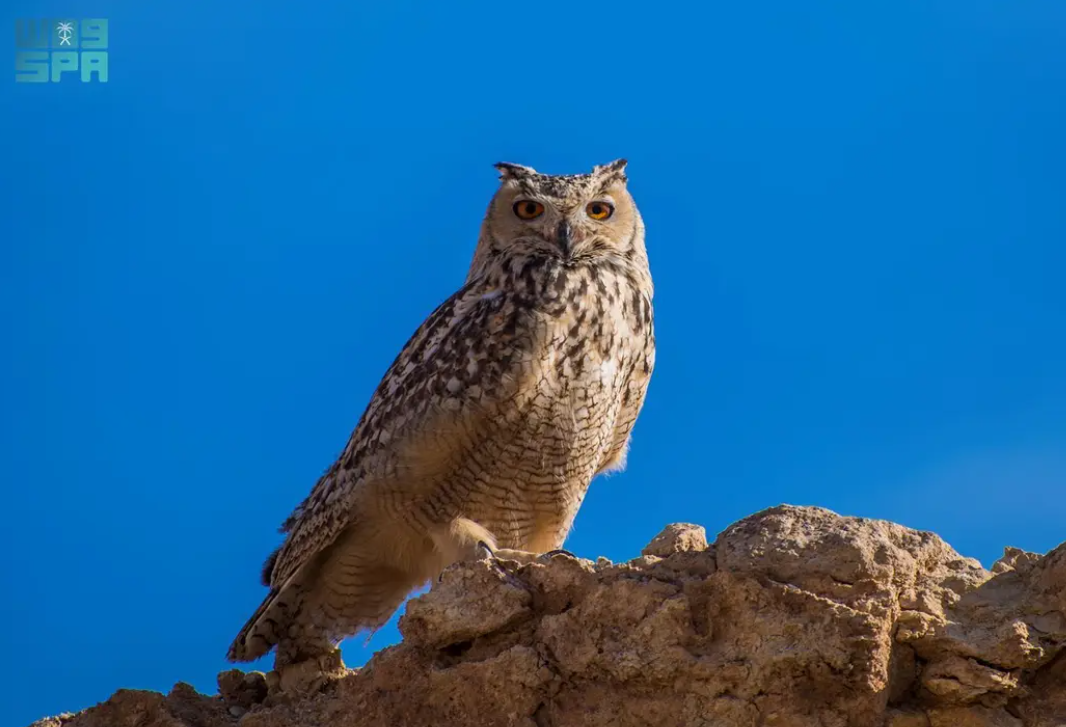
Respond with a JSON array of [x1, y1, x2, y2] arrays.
[[399, 260, 653, 544], [535, 262, 652, 381], [505, 263, 649, 454], [447, 263, 650, 542]]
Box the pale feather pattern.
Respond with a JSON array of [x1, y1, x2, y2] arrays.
[[227, 159, 655, 669]]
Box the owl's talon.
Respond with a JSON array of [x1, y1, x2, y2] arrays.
[[476, 540, 512, 576], [540, 548, 576, 560]]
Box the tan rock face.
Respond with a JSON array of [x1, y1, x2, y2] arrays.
[[32, 506, 1066, 727], [641, 522, 709, 557]]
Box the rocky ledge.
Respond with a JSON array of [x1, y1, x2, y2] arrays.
[[32, 506, 1066, 727]]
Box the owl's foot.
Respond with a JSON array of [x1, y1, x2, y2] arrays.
[[437, 539, 512, 582], [432, 524, 579, 579], [477, 541, 576, 564]]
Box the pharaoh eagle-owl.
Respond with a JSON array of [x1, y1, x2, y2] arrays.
[[227, 159, 655, 678]]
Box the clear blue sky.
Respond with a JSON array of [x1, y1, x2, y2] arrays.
[[2, 1, 1064, 724]]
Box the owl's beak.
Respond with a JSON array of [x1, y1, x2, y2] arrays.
[[556, 220, 575, 256]]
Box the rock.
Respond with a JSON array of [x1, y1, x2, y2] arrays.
[[37, 684, 233, 727], [399, 557, 534, 648], [217, 669, 268, 709], [641, 522, 708, 556], [927, 705, 1024, 727], [31, 506, 1066, 727], [992, 547, 1044, 576], [921, 656, 1020, 704], [270, 648, 348, 698]]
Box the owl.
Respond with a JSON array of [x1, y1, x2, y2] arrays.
[[227, 159, 655, 678]]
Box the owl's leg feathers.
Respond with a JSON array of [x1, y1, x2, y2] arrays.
[[430, 517, 500, 582], [429, 517, 499, 565]]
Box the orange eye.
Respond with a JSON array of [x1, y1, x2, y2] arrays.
[[513, 200, 545, 220], [586, 201, 614, 220]]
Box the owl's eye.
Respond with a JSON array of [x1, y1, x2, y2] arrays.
[[513, 200, 545, 220], [586, 201, 614, 220]]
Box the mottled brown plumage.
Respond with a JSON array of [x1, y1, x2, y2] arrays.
[[227, 159, 655, 675]]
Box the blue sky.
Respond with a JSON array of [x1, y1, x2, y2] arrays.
[[2, 1, 1065, 724]]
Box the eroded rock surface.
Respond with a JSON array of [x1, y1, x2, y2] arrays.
[[31, 506, 1066, 727]]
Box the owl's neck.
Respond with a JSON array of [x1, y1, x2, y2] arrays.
[[466, 248, 653, 306]]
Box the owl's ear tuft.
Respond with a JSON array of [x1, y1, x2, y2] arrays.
[[494, 162, 538, 181], [592, 158, 628, 184]]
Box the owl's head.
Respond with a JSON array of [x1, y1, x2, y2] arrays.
[[470, 159, 645, 278]]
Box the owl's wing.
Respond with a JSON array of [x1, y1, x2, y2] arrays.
[[596, 292, 655, 475], [265, 279, 534, 590]]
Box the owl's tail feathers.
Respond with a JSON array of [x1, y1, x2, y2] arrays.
[[226, 585, 296, 662], [226, 541, 423, 664]]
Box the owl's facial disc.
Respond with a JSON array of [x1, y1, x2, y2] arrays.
[[484, 163, 637, 263], [502, 190, 626, 259]]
